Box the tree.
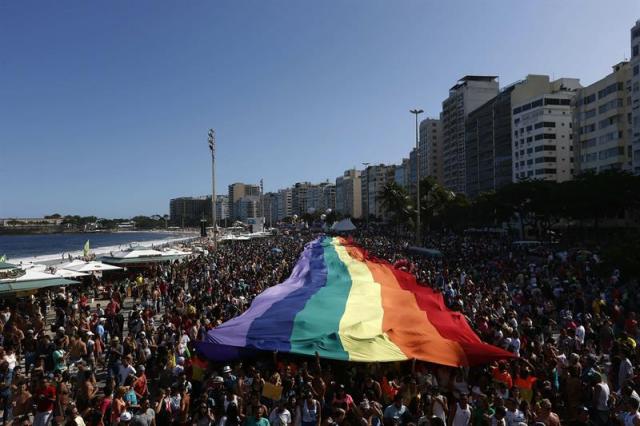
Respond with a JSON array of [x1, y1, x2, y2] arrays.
[[380, 181, 413, 230]]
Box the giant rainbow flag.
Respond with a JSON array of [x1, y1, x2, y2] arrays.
[[198, 237, 514, 366]]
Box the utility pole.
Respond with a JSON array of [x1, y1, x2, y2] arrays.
[[410, 109, 424, 245], [208, 129, 217, 248]]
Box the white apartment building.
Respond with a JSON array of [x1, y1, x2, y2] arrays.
[[631, 20, 640, 174], [442, 76, 499, 194], [361, 164, 395, 220], [276, 188, 292, 220], [574, 62, 632, 173], [335, 169, 362, 219], [512, 78, 581, 182]]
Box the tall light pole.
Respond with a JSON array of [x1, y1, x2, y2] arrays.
[[410, 109, 423, 245], [208, 129, 217, 248], [361, 162, 370, 229]]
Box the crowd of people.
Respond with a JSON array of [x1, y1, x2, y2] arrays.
[[0, 230, 637, 426]]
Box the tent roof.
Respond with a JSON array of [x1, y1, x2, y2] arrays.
[[0, 262, 17, 270], [331, 218, 357, 232], [100, 254, 182, 265], [0, 277, 78, 296], [59, 260, 122, 272]]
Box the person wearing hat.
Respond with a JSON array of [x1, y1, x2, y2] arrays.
[[119, 410, 133, 424], [222, 365, 237, 392]]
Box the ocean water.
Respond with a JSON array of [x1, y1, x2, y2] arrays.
[[0, 232, 191, 260]]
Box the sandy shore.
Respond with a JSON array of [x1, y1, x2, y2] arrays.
[[9, 234, 201, 267]]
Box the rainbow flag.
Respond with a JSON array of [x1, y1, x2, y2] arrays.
[[198, 237, 514, 366]]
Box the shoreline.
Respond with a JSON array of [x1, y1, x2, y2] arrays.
[[8, 234, 201, 266]]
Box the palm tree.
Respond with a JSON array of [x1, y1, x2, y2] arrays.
[[380, 182, 413, 230]]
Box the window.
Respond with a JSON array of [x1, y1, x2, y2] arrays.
[[526, 125, 533, 132], [526, 136, 532, 142], [635, 65, 639, 76], [545, 98, 560, 106], [634, 45, 639, 57], [542, 145, 557, 151], [535, 134, 544, 141], [583, 94, 596, 105], [584, 109, 597, 120], [543, 168, 557, 174], [527, 148, 533, 154], [532, 99, 543, 108], [543, 133, 556, 140]]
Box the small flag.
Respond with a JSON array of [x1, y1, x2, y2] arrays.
[[83, 240, 90, 257], [0, 255, 6, 263]]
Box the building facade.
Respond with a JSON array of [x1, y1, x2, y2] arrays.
[[394, 158, 410, 189], [512, 77, 581, 182], [335, 169, 362, 219], [291, 182, 311, 216], [235, 195, 260, 222], [631, 20, 640, 174], [276, 188, 293, 220], [420, 117, 444, 185], [228, 183, 260, 220], [573, 62, 632, 173], [361, 164, 396, 221], [442, 76, 499, 194], [215, 195, 229, 224], [465, 86, 515, 198], [169, 196, 211, 227]]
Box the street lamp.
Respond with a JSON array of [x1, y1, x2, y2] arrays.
[[361, 162, 370, 229], [410, 109, 423, 245], [208, 129, 217, 248]]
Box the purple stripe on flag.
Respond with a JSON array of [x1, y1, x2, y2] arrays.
[[204, 238, 323, 348]]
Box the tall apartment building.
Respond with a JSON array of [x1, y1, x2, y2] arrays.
[[631, 20, 640, 174], [420, 117, 444, 185], [215, 195, 229, 224], [307, 182, 336, 213], [235, 195, 260, 221], [262, 192, 278, 226], [512, 77, 581, 182], [228, 182, 260, 220], [394, 158, 410, 189], [442, 76, 499, 194], [169, 196, 211, 227], [574, 62, 632, 173], [465, 87, 514, 198], [291, 182, 312, 216], [335, 169, 362, 219], [276, 188, 292, 220], [361, 164, 396, 220]]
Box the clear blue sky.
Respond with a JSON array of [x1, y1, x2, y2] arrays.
[[1, 0, 638, 218]]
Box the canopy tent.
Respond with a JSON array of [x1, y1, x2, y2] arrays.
[[198, 236, 514, 367], [100, 246, 183, 265], [0, 268, 79, 296], [59, 260, 123, 273], [331, 218, 357, 233], [161, 248, 192, 256], [0, 262, 17, 270], [54, 269, 90, 279]]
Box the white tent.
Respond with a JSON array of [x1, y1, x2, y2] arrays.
[[59, 260, 122, 273], [161, 248, 192, 256], [331, 218, 357, 232], [107, 247, 164, 259], [54, 269, 90, 278]]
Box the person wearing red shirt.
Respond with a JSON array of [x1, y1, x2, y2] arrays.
[[33, 376, 56, 426], [492, 362, 513, 389], [133, 366, 148, 400]]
